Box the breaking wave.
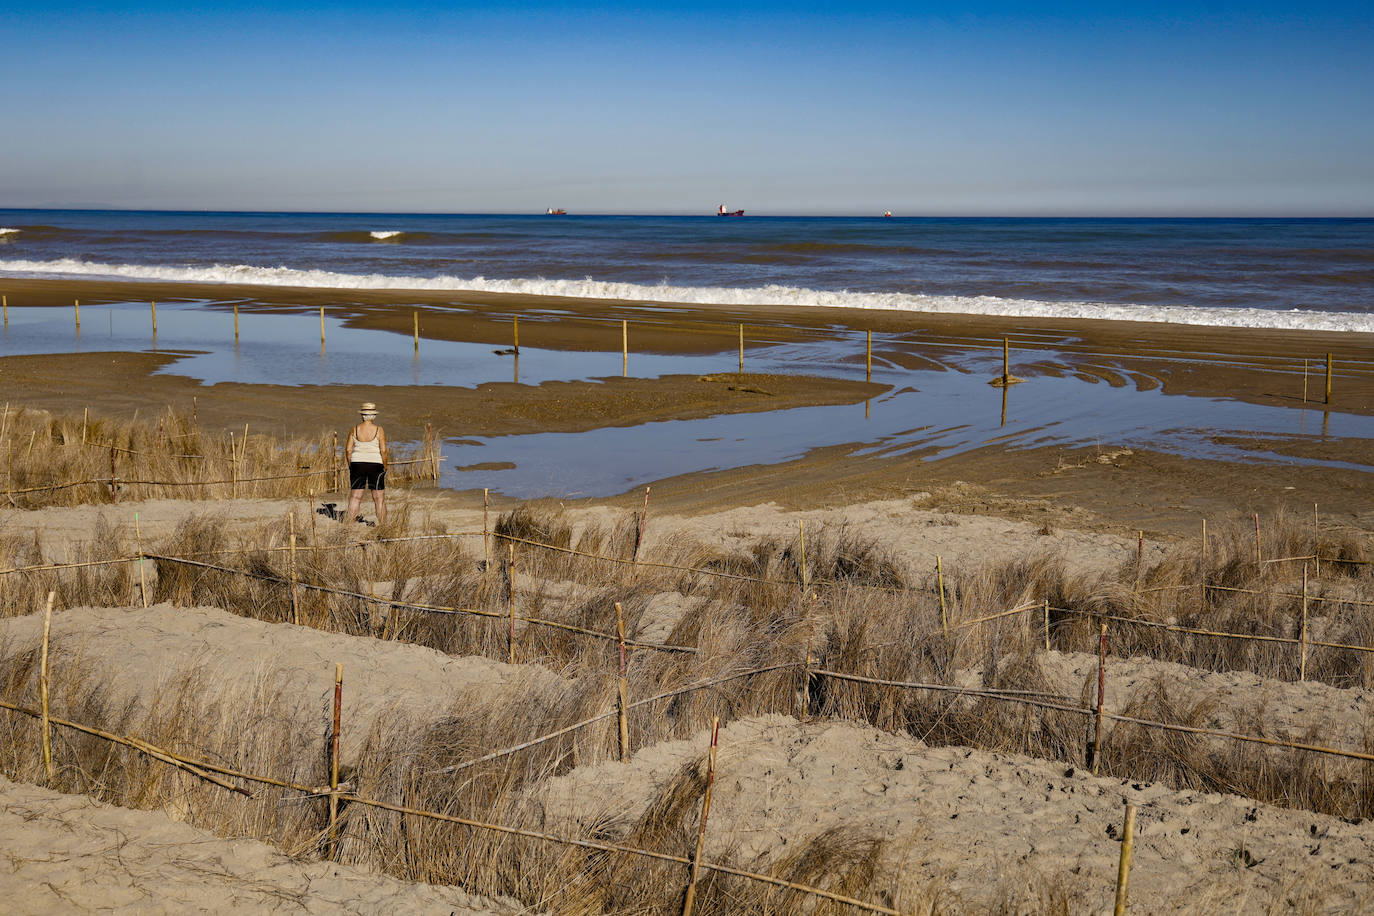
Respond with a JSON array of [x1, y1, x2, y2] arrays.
[[1, 256, 1370, 333]]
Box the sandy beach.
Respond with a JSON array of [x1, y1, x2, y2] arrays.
[[2, 276, 1373, 914]]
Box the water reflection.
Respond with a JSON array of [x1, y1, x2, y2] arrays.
[[2, 298, 1371, 500]]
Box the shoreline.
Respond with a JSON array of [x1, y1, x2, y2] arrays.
[[2, 275, 1371, 534], [3, 275, 1374, 415]]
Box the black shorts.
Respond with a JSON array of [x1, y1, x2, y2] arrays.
[[349, 462, 386, 491]]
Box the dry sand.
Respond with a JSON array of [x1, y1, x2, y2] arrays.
[[0, 775, 519, 915], [537, 714, 1374, 913]]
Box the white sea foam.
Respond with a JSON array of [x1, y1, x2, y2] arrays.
[[0, 228, 19, 236], [369, 230, 404, 240], [1, 256, 1369, 333]]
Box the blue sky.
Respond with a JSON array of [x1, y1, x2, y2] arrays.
[[2, 2, 1371, 215]]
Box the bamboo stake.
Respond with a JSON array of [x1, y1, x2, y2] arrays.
[[630, 485, 650, 583], [288, 512, 300, 626], [622, 319, 628, 377], [230, 432, 238, 498], [866, 330, 872, 382], [1200, 519, 1207, 603], [738, 323, 744, 373], [233, 302, 239, 341], [1254, 513, 1262, 569], [1299, 564, 1309, 682], [320, 306, 326, 348], [798, 519, 808, 596], [1113, 803, 1138, 916], [413, 310, 419, 353], [1092, 623, 1107, 774], [329, 662, 342, 858], [74, 299, 80, 330], [936, 555, 948, 635], [1135, 531, 1143, 591], [41, 591, 55, 780], [513, 315, 519, 353], [135, 512, 148, 608], [1043, 598, 1051, 651], [1325, 352, 1333, 404], [109, 444, 118, 501], [82, 407, 88, 444], [2, 294, 6, 326], [681, 717, 720, 916], [483, 488, 490, 569], [507, 543, 516, 664], [615, 602, 630, 763], [1303, 358, 1309, 403], [331, 432, 339, 494], [1313, 504, 1320, 579]]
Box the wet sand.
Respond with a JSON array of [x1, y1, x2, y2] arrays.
[[3, 276, 1372, 535]]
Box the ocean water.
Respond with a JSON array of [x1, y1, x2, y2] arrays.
[[1, 210, 1372, 332]]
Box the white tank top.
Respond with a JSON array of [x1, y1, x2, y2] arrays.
[[351, 427, 383, 463]]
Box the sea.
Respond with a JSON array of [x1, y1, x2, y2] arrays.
[[1, 210, 1372, 332]]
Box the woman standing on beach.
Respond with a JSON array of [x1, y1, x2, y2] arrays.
[[345, 402, 388, 525]]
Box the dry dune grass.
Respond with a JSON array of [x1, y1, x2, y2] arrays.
[[0, 405, 439, 509], [3, 499, 1374, 912]]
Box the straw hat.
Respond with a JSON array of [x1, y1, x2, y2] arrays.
[[359, 402, 378, 418]]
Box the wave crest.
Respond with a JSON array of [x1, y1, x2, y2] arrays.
[[0, 256, 1369, 333]]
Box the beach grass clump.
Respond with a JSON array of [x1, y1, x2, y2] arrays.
[[0, 404, 440, 509]]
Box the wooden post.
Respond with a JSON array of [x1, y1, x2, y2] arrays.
[[513, 316, 519, 353], [507, 543, 516, 664], [41, 591, 55, 780], [1002, 336, 1009, 383], [2, 294, 6, 326], [483, 488, 490, 569], [797, 520, 808, 597], [866, 330, 872, 382], [1136, 530, 1144, 590], [622, 319, 628, 377], [630, 486, 651, 583], [1200, 518, 1207, 603], [109, 445, 118, 501], [233, 302, 239, 341], [320, 306, 326, 348], [681, 717, 720, 916], [230, 432, 238, 498], [74, 299, 80, 330], [936, 555, 948, 635], [738, 323, 744, 373], [1303, 358, 1309, 403], [1299, 565, 1309, 682], [329, 662, 342, 859], [615, 602, 630, 763], [1043, 598, 1051, 651], [1092, 623, 1107, 774], [1254, 513, 1262, 569], [150, 301, 157, 338], [1112, 803, 1138, 916], [135, 512, 148, 607], [1325, 353, 1333, 404], [413, 310, 419, 354], [331, 431, 339, 494], [82, 407, 88, 445], [800, 644, 814, 721], [1313, 504, 1320, 579], [289, 512, 300, 626]]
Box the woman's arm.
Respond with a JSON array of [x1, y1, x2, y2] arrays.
[[378, 428, 388, 466], [345, 428, 356, 462]]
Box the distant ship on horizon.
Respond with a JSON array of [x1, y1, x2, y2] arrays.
[[545, 207, 566, 215], [717, 204, 744, 217]]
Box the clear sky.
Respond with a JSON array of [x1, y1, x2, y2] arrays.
[[2, 1, 1371, 216]]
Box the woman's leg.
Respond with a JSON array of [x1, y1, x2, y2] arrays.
[[372, 489, 387, 526], [347, 488, 366, 521]]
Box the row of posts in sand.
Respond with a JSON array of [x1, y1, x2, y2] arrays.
[[0, 294, 1344, 407]]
